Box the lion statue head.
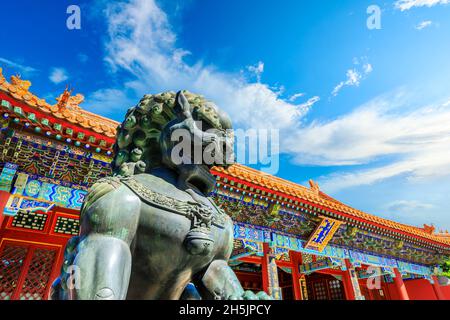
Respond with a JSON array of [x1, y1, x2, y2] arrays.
[[112, 91, 234, 192]]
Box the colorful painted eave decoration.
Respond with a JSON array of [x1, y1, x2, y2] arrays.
[[0, 71, 118, 155], [349, 250, 397, 269], [3, 195, 55, 217], [0, 97, 115, 155], [0, 162, 18, 192], [304, 216, 344, 252], [299, 258, 337, 274], [234, 223, 436, 276], [213, 164, 450, 248], [16, 175, 86, 210], [0, 70, 118, 138], [357, 267, 393, 279], [230, 240, 262, 261]]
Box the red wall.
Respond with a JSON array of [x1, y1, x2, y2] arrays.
[[386, 283, 400, 300], [405, 279, 437, 300], [386, 279, 450, 300], [439, 284, 450, 300]]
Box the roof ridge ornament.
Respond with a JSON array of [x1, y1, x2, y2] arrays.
[[55, 86, 84, 111], [309, 179, 320, 195], [10, 73, 32, 94], [0, 68, 118, 137], [422, 223, 436, 235]]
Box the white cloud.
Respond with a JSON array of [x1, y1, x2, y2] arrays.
[[89, 0, 450, 229], [415, 20, 433, 30], [298, 96, 320, 111], [96, 0, 450, 190], [382, 200, 436, 226], [332, 69, 361, 96], [49, 68, 69, 84], [332, 61, 373, 97], [289, 92, 305, 102], [363, 63, 373, 74], [85, 88, 135, 116], [0, 57, 37, 76], [286, 93, 450, 192], [247, 61, 264, 83], [395, 0, 450, 11], [97, 0, 317, 130], [385, 200, 434, 212]]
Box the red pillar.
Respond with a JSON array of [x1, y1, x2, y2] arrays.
[[261, 242, 270, 294], [289, 251, 302, 300], [0, 190, 10, 228], [432, 276, 445, 300], [367, 287, 374, 300], [342, 259, 356, 300], [393, 268, 410, 300], [363, 280, 374, 301]]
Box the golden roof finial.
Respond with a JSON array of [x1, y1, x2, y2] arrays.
[[56, 86, 73, 110], [309, 179, 320, 195], [10, 73, 31, 92], [422, 223, 436, 235], [55, 85, 84, 111]]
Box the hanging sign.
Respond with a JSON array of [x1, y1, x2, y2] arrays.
[[304, 217, 344, 252]]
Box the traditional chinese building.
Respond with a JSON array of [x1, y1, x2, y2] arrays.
[[0, 68, 449, 300]]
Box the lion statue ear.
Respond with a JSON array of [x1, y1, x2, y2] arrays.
[[175, 90, 192, 117]]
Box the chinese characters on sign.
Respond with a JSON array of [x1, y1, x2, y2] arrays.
[[304, 217, 344, 252]]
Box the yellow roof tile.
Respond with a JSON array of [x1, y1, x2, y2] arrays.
[[213, 164, 450, 247], [0, 68, 119, 138]]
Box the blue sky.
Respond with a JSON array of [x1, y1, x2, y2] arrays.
[[1, 0, 450, 230]]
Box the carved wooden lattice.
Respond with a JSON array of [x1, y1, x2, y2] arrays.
[[306, 275, 345, 300], [328, 279, 344, 300], [0, 243, 58, 300], [0, 245, 28, 300], [311, 281, 328, 300], [18, 248, 56, 300]]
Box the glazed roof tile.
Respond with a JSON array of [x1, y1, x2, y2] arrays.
[[0, 68, 119, 138], [213, 164, 450, 247]]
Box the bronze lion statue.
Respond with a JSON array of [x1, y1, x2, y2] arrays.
[[50, 91, 272, 300]]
